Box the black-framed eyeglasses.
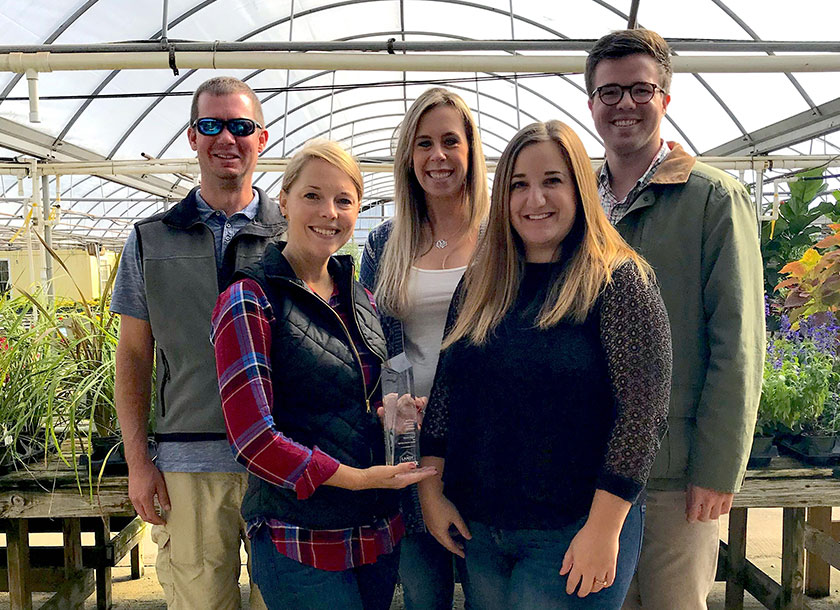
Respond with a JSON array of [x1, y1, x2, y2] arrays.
[[590, 82, 666, 106], [193, 117, 263, 137]]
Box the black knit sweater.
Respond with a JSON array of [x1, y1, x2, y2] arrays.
[[420, 261, 671, 530]]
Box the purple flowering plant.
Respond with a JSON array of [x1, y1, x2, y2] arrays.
[[759, 309, 840, 436]]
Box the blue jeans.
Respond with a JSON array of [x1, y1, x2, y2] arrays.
[[462, 503, 644, 609], [250, 525, 400, 610], [399, 531, 469, 610]]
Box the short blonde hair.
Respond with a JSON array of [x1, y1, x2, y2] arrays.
[[281, 139, 363, 201]]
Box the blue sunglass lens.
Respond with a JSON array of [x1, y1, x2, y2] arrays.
[[196, 119, 224, 135], [227, 119, 255, 137]]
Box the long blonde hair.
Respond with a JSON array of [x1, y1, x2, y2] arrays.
[[444, 120, 652, 347], [374, 88, 489, 317]]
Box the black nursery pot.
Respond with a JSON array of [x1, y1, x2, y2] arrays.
[[0, 437, 47, 476], [78, 435, 128, 475], [748, 435, 779, 468], [778, 434, 840, 466]]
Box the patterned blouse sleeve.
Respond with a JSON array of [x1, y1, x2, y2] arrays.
[[419, 279, 465, 458], [596, 262, 672, 503]]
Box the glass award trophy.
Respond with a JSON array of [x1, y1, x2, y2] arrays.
[[382, 352, 420, 466]]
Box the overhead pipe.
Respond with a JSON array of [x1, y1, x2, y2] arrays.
[[0, 40, 838, 54], [0, 154, 833, 178], [1, 51, 839, 75]]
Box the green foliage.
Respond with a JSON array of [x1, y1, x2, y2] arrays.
[[761, 168, 840, 295], [337, 240, 362, 278], [758, 336, 836, 436], [777, 224, 840, 324], [0, 239, 122, 490]]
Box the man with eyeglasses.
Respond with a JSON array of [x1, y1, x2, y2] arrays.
[[111, 76, 284, 609], [585, 29, 763, 609]]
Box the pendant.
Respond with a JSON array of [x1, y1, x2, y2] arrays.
[[434, 239, 448, 249]]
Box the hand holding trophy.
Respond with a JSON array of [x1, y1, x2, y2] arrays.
[[382, 353, 421, 466]]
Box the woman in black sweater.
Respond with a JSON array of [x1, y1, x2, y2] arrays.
[[418, 121, 672, 609]]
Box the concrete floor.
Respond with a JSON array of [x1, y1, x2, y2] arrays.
[[2, 508, 839, 608]]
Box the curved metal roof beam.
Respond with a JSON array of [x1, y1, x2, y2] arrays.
[[253, 93, 514, 185], [156, 27, 601, 165], [116, 0, 582, 160], [325, 123, 507, 161], [350, 126, 508, 158], [0, 0, 100, 105], [254, 104, 513, 191], [244, 0, 570, 43], [94, 181, 158, 218], [250, 60, 588, 161], [589, 0, 630, 21], [364, 173, 396, 188], [265, 94, 521, 158], [710, 0, 817, 110], [54, 1, 223, 148]]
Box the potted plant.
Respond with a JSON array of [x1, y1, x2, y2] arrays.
[[760, 314, 839, 464], [772, 216, 840, 464], [0, 241, 123, 495]]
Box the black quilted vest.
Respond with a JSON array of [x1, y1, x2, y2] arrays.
[[235, 242, 398, 529]]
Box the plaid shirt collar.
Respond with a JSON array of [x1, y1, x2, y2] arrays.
[[599, 140, 671, 226]]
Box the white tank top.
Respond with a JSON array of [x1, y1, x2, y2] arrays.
[[402, 265, 467, 399]]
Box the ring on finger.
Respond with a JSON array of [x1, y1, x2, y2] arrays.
[[594, 578, 608, 587]]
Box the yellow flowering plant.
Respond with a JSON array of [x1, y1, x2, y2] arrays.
[[777, 223, 840, 327]]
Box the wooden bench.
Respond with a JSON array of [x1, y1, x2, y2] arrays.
[[0, 464, 144, 609], [722, 456, 840, 609]]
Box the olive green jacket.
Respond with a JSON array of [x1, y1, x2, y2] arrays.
[[611, 143, 764, 493]]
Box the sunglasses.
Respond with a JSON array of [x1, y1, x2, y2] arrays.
[[590, 82, 666, 106], [193, 117, 262, 137]]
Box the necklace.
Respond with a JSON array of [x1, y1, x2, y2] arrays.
[[434, 238, 448, 249]]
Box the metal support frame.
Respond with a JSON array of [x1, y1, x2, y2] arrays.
[[704, 96, 840, 157], [40, 173, 54, 303]]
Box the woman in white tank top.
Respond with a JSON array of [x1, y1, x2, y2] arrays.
[[360, 87, 489, 610]]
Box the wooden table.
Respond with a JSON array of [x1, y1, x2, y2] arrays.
[[0, 463, 145, 610], [722, 456, 840, 610]]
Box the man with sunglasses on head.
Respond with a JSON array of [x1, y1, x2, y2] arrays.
[[111, 76, 284, 610], [585, 29, 764, 609]]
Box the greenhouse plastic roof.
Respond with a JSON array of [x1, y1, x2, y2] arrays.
[[0, 0, 839, 248]]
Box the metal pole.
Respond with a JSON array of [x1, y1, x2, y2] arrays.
[[755, 168, 765, 236], [627, 0, 641, 29], [474, 72, 482, 132], [161, 0, 170, 43], [40, 173, 54, 303], [509, 0, 521, 129], [281, 0, 295, 157], [328, 71, 336, 139]]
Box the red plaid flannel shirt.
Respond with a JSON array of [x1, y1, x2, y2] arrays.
[[211, 278, 401, 571]]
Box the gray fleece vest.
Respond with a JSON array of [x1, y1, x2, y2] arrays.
[[136, 186, 285, 440]]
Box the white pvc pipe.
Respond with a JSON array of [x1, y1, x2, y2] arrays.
[[2, 51, 840, 74], [25, 69, 40, 123], [0, 155, 837, 179]]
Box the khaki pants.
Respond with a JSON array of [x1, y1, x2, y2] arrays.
[[150, 471, 266, 610], [622, 489, 720, 610]]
